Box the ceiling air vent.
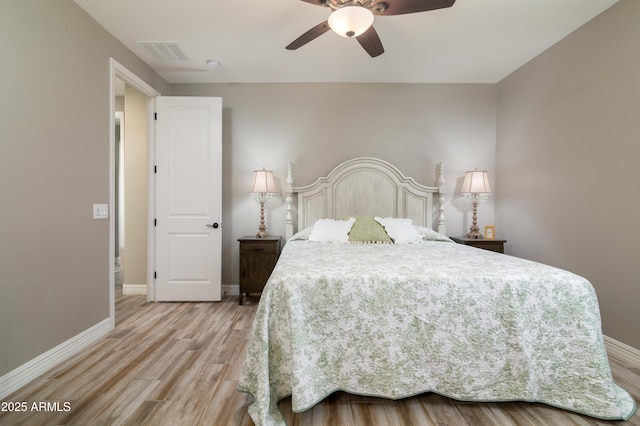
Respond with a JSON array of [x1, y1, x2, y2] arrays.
[[138, 41, 189, 61]]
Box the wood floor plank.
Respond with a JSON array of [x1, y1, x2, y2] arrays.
[[198, 379, 251, 426], [135, 399, 205, 426], [0, 286, 638, 426], [278, 391, 352, 426], [351, 399, 411, 426], [416, 393, 469, 425]]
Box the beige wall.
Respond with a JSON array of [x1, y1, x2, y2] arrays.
[[171, 83, 498, 287], [123, 85, 148, 286], [0, 0, 168, 377], [496, 0, 640, 348]]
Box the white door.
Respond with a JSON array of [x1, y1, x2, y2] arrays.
[[154, 96, 222, 301]]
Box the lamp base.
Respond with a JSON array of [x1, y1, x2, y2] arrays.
[[465, 222, 484, 239], [256, 200, 269, 238], [465, 198, 484, 239], [256, 228, 270, 238], [465, 229, 484, 239]]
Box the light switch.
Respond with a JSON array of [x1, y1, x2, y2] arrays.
[[93, 204, 109, 219]]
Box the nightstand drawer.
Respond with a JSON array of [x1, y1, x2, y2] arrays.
[[240, 241, 280, 255], [468, 240, 504, 253]]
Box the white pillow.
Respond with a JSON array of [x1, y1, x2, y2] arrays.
[[374, 217, 422, 244], [308, 218, 356, 243]]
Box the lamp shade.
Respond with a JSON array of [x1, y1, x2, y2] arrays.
[[460, 170, 491, 194], [328, 6, 374, 38], [250, 169, 277, 194]]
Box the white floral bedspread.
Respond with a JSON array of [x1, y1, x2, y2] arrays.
[[238, 240, 636, 425]]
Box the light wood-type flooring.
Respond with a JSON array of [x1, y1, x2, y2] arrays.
[[1, 286, 638, 425]]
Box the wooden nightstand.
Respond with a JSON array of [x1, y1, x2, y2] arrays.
[[450, 237, 506, 253], [238, 236, 281, 305]]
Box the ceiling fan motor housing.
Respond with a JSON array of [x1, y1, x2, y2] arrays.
[[328, 6, 375, 38], [327, 0, 374, 9]]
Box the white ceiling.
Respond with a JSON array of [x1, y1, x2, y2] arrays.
[[74, 0, 617, 84]]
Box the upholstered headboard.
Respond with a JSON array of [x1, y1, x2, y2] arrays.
[[285, 157, 446, 240]]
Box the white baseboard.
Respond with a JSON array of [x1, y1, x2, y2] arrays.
[[123, 283, 147, 295], [122, 284, 240, 296], [0, 318, 112, 399], [124, 284, 235, 297], [222, 284, 239, 296]]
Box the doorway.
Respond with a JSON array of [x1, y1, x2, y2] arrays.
[[109, 58, 159, 326], [115, 80, 150, 297], [114, 110, 123, 287]]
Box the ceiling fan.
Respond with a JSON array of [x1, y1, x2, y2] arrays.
[[286, 0, 456, 58]]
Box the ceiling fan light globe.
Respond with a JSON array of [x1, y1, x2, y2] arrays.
[[328, 6, 374, 38]]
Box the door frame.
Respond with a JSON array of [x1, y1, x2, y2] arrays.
[[109, 58, 160, 325]]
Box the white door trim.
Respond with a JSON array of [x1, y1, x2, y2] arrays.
[[109, 58, 160, 325]]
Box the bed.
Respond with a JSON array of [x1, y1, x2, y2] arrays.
[[237, 157, 636, 425]]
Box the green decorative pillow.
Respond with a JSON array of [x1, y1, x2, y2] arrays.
[[348, 216, 393, 244]]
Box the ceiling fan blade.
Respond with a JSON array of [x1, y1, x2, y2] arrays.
[[371, 0, 455, 16], [286, 21, 330, 50], [356, 26, 384, 58]]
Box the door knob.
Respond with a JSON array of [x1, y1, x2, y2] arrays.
[[206, 223, 220, 229]]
